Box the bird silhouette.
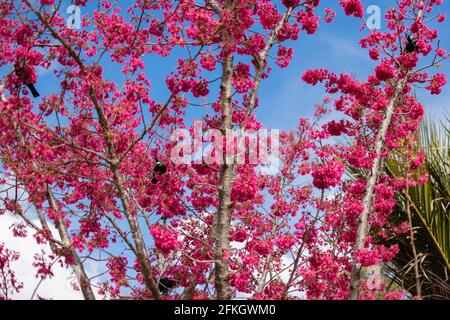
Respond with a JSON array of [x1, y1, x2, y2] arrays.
[[151, 158, 167, 184], [405, 35, 419, 54], [158, 278, 176, 295], [154, 158, 167, 174], [26, 83, 39, 98], [14, 61, 40, 98]]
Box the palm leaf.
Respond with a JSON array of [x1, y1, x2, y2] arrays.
[[385, 116, 450, 299], [349, 115, 450, 299]]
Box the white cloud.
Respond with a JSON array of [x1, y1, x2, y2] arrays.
[[0, 214, 83, 299], [0, 172, 103, 300], [0, 213, 102, 300]]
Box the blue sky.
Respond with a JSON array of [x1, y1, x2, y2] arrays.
[[12, 0, 449, 131], [258, 0, 450, 129], [112, 1, 450, 130]]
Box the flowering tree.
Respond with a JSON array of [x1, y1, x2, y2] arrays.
[[298, 0, 448, 299], [0, 0, 447, 300]]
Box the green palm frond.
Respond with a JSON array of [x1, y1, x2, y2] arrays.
[[350, 115, 450, 299], [385, 116, 450, 299]]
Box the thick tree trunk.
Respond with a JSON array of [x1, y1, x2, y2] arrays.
[[349, 79, 406, 299]]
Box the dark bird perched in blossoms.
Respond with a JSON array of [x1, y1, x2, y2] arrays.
[[154, 158, 167, 174], [405, 35, 419, 54], [151, 158, 167, 184], [14, 61, 40, 98], [158, 278, 177, 295]]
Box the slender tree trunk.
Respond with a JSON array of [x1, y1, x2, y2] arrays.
[[47, 188, 96, 300], [1, 88, 96, 300], [214, 48, 235, 300], [23, 0, 162, 298], [245, 7, 293, 117], [349, 5, 425, 301], [87, 58, 161, 299], [91, 93, 161, 299], [349, 79, 406, 299], [0, 85, 95, 300], [111, 164, 161, 299], [89, 89, 161, 299], [213, 5, 293, 299]]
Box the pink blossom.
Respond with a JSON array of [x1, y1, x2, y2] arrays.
[[282, 0, 300, 7], [150, 225, 181, 255], [275, 46, 294, 68], [340, 0, 364, 18], [375, 59, 396, 81], [427, 73, 447, 94], [302, 69, 329, 85], [312, 160, 345, 189]]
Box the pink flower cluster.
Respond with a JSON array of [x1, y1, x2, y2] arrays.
[[427, 73, 447, 94], [312, 160, 345, 189], [340, 0, 364, 18], [150, 225, 181, 255]]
